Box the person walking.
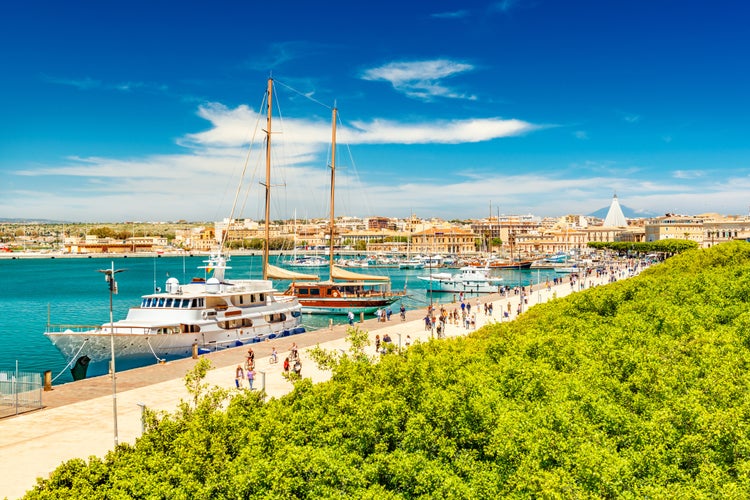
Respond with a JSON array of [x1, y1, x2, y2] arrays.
[[245, 348, 255, 370], [235, 365, 244, 388], [246, 367, 256, 390], [348, 310, 355, 325]]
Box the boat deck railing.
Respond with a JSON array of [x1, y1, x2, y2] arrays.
[[44, 324, 102, 334]]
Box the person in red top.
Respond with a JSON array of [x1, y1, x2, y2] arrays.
[[283, 357, 290, 372]]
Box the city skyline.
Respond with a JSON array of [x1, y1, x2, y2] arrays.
[[2, 1, 749, 222]]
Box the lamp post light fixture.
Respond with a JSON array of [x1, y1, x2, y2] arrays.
[[98, 262, 125, 448]]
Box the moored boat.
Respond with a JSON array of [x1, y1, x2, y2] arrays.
[[417, 265, 503, 294], [280, 105, 405, 314], [288, 255, 329, 268], [398, 256, 424, 269], [45, 254, 304, 375], [45, 78, 308, 378]]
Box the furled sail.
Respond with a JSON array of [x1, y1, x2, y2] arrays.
[[266, 264, 319, 281], [330, 265, 389, 282]]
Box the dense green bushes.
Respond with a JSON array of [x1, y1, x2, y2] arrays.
[[25, 242, 750, 498]]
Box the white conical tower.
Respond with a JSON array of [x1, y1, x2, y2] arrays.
[[603, 194, 628, 227]]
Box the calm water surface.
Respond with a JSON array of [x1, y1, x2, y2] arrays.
[[0, 255, 557, 384]]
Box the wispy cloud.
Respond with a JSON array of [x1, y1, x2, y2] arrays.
[[7, 100, 544, 221], [181, 102, 541, 148], [673, 170, 705, 179], [574, 130, 588, 140], [361, 59, 476, 101], [345, 117, 539, 144], [243, 41, 336, 71], [42, 75, 102, 90], [431, 10, 471, 19], [42, 74, 168, 94], [616, 110, 641, 123], [492, 0, 521, 13]]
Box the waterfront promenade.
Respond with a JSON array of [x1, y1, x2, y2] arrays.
[[0, 271, 620, 499]]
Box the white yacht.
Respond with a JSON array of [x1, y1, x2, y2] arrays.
[[417, 266, 503, 293], [45, 255, 305, 376]]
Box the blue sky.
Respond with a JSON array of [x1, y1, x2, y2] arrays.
[[1, 0, 749, 222]]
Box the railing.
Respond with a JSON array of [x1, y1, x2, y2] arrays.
[[44, 324, 101, 333], [47, 324, 164, 335], [0, 370, 43, 419]]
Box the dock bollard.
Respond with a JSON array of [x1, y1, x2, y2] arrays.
[[191, 343, 198, 359], [329, 319, 333, 330], [360, 312, 364, 323], [43, 370, 52, 391]]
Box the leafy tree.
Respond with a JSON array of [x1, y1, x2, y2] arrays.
[[25, 242, 750, 498], [88, 226, 115, 238]]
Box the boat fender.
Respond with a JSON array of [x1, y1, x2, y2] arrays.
[[201, 310, 209, 320], [331, 290, 340, 298]]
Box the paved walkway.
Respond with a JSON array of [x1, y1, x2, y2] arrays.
[[0, 271, 621, 499]]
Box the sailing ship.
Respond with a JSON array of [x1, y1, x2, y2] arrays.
[[281, 106, 405, 314], [45, 78, 309, 378]]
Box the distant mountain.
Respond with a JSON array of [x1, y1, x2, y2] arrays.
[[0, 218, 70, 224], [588, 205, 658, 220]]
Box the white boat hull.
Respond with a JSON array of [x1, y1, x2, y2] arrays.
[[45, 257, 306, 376], [418, 276, 502, 293], [46, 317, 303, 365], [417, 266, 502, 293]]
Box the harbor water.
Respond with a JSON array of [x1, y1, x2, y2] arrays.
[[0, 254, 560, 384]]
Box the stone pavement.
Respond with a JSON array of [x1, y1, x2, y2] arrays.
[[0, 271, 617, 499]]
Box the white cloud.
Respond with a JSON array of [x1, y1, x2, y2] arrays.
[[345, 118, 538, 144], [673, 170, 705, 179], [8, 99, 748, 222], [361, 59, 476, 101], [574, 130, 588, 140]]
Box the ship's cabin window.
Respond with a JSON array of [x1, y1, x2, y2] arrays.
[[165, 298, 173, 307], [181, 300, 191, 308], [157, 298, 165, 307], [267, 313, 287, 323]]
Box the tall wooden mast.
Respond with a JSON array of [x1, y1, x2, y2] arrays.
[[328, 106, 337, 280], [262, 77, 272, 280]]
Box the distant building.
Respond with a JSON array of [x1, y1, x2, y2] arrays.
[[644, 215, 704, 243], [410, 227, 477, 255], [367, 216, 392, 230]]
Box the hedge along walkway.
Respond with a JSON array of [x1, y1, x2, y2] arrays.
[[0, 265, 631, 500]]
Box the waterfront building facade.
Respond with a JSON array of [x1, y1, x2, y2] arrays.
[[644, 215, 705, 243]]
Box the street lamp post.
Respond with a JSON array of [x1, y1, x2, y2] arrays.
[[98, 262, 125, 448]]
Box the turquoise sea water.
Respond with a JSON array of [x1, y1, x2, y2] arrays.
[[0, 255, 559, 384]]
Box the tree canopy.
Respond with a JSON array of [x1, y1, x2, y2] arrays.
[[26, 242, 750, 498]]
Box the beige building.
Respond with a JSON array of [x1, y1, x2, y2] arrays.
[[644, 215, 704, 243], [410, 227, 477, 255]]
